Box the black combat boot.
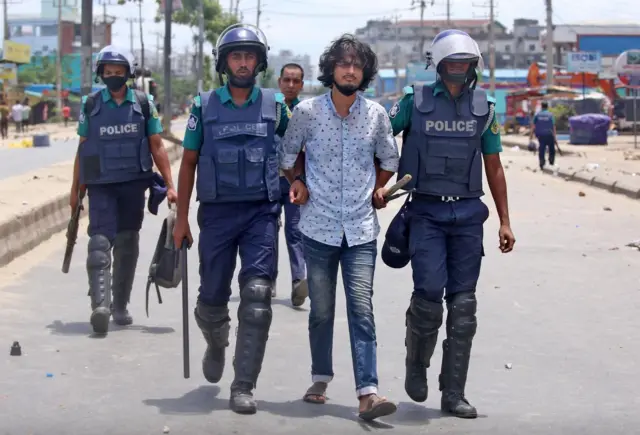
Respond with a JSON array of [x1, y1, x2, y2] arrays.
[[111, 231, 139, 326], [87, 235, 112, 335], [404, 297, 443, 402], [194, 302, 231, 383], [439, 292, 478, 419], [230, 278, 273, 414]]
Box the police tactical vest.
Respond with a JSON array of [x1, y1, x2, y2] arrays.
[[399, 84, 489, 198], [196, 88, 280, 203], [534, 110, 554, 136], [79, 92, 153, 185]]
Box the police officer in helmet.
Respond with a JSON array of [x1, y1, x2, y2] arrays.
[[172, 24, 292, 415], [70, 45, 177, 335], [385, 30, 516, 418]]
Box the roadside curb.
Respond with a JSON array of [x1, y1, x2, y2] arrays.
[[0, 134, 183, 268], [541, 166, 640, 200], [502, 137, 580, 156]]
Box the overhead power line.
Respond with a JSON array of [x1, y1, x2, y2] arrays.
[[259, 7, 415, 18]]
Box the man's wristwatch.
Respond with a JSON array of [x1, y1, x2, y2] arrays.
[[294, 174, 306, 186]]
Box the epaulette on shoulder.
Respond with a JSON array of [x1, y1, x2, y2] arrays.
[[402, 85, 414, 95], [193, 95, 201, 108], [274, 92, 285, 104]]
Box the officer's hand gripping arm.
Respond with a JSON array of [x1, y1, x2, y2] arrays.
[[280, 104, 306, 182]]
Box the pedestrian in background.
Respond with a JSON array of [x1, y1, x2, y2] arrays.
[[274, 62, 308, 306], [530, 100, 557, 170]]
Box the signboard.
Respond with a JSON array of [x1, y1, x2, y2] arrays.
[[159, 0, 183, 11], [566, 51, 602, 73], [615, 50, 640, 87], [2, 40, 31, 64], [0, 64, 17, 85]]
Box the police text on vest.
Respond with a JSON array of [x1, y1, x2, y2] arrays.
[[425, 120, 477, 132], [100, 124, 139, 136]]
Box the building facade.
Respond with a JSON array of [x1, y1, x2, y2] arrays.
[[354, 18, 545, 70], [268, 49, 313, 80], [6, 15, 112, 58], [540, 22, 640, 76]]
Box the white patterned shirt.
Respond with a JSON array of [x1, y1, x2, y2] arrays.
[[279, 91, 399, 247]]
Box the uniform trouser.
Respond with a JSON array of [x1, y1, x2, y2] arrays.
[[407, 197, 488, 397], [409, 197, 489, 302], [86, 179, 148, 307], [196, 200, 279, 390], [197, 200, 279, 306], [303, 235, 379, 398], [275, 176, 306, 282], [537, 134, 556, 167]]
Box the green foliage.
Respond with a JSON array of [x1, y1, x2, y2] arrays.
[[203, 55, 214, 89], [116, 0, 238, 46], [17, 55, 73, 87], [261, 68, 277, 89], [549, 104, 576, 131]]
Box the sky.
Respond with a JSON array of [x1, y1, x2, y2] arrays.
[[1, 0, 637, 71]]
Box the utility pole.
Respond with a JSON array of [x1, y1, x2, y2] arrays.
[[81, 0, 93, 96], [411, 0, 432, 61], [393, 14, 401, 94], [3, 0, 10, 40], [197, 0, 204, 93], [473, 0, 496, 95], [162, 0, 173, 132], [488, 0, 495, 95], [125, 17, 139, 54], [256, 0, 261, 27], [137, 0, 145, 71], [446, 0, 451, 26], [545, 0, 554, 86], [55, 0, 64, 117]]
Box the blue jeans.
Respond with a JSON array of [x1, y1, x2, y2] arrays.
[[303, 235, 379, 397], [276, 176, 306, 281]]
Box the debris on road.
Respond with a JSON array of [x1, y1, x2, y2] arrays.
[[505, 363, 513, 370], [9, 341, 21, 356], [579, 191, 586, 197], [603, 206, 612, 211], [625, 240, 640, 250], [163, 426, 170, 433]]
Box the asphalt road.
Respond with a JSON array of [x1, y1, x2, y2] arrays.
[[0, 119, 187, 181], [1, 153, 639, 434]]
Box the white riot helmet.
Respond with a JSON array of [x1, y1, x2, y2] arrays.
[[426, 30, 483, 87]]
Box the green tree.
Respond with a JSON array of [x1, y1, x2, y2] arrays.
[[118, 0, 237, 46], [261, 68, 277, 89], [203, 54, 215, 89]]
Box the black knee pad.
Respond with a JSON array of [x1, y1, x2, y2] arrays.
[[87, 235, 111, 271], [446, 292, 477, 340], [238, 278, 273, 328], [408, 297, 443, 335]]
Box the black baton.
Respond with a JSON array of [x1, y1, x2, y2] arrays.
[[181, 239, 190, 379]]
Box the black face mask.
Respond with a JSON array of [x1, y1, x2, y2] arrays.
[[334, 82, 359, 96], [103, 76, 128, 92]]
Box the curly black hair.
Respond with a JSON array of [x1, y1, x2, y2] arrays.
[[317, 34, 378, 91]]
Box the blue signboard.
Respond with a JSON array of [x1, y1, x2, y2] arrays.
[[566, 51, 602, 73]]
